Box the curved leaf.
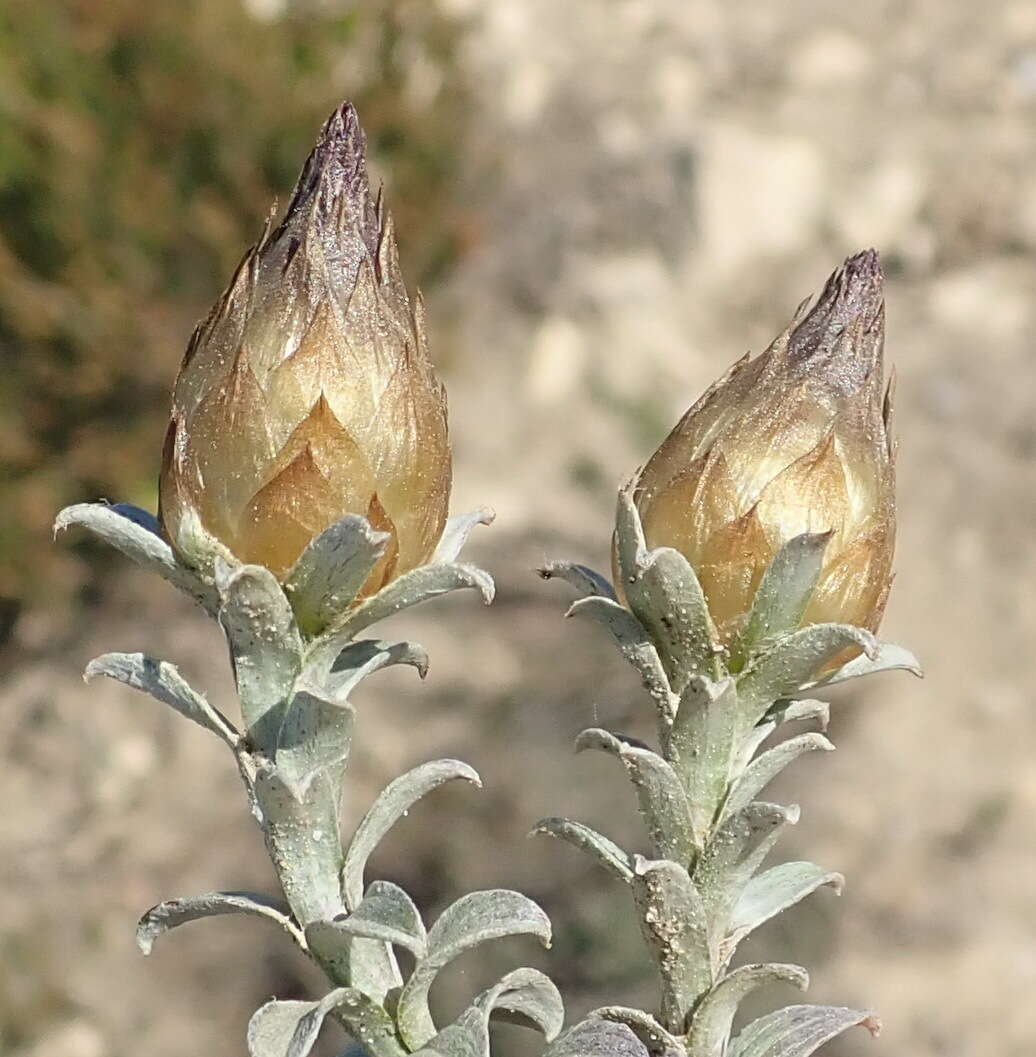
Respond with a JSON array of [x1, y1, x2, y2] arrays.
[[627, 546, 717, 693], [613, 483, 649, 588], [695, 803, 799, 935], [434, 508, 496, 564], [735, 533, 831, 666], [767, 698, 830, 732], [248, 989, 404, 1057], [54, 502, 219, 613], [304, 919, 402, 1007], [566, 597, 676, 720], [631, 857, 712, 1030], [805, 641, 922, 688], [545, 1018, 651, 1057], [576, 728, 696, 863], [410, 1006, 486, 1057], [722, 734, 834, 822], [729, 1005, 880, 1057], [538, 560, 618, 601], [217, 563, 302, 745], [275, 690, 354, 802], [667, 676, 739, 842], [396, 890, 552, 1049], [304, 638, 429, 704], [252, 765, 347, 928], [530, 817, 635, 883], [136, 891, 302, 955], [688, 963, 808, 1057], [725, 862, 843, 958], [85, 652, 238, 748], [591, 1007, 683, 1056], [474, 967, 565, 1041], [327, 563, 494, 641], [342, 760, 481, 909], [737, 625, 877, 729], [285, 515, 390, 636], [334, 880, 427, 957]]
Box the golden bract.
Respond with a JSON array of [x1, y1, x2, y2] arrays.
[[630, 250, 896, 644], [159, 104, 450, 594]]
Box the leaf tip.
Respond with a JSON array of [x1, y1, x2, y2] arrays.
[[862, 1013, 882, 1038]]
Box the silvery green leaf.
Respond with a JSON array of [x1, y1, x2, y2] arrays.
[[614, 483, 648, 587], [694, 803, 799, 936], [334, 880, 427, 957], [333, 637, 430, 678], [804, 641, 922, 689], [316, 638, 429, 700], [530, 817, 635, 883], [566, 597, 676, 721], [304, 919, 402, 1007], [626, 547, 717, 693], [217, 564, 302, 745], [434, 507, 496, 563], [733, 720, 777, 774], [54, 502, 219, 614], [631, 857, 713, 1029], [284, 515, 390, 636], [85, 652, 238, 748], [591, 1008, 683, 1056], [725, 862, 844, 957], [768, 698, 830, 731], [736, 625, 877, 730], [734, 533, 831, 667], [328, 563, 494, 640], [396, 890, 552, 1049], [545, 1019, 651, 1057], [722, 734, 834, 823], [539, 560, 618, 601], [253, 766, 346, 927], [275, 689, 354, 802], [666, 677, 739, 843], [728, 1005, 880, 1057], [342, 760, 481, 909], [410, 1006, 487, 1057], [575, 728, 696, 864], [474, 968, 565, 1040], [248, 989, 405, 1057], [687, 964, 808, 1057], [136, 891, 302, 955]]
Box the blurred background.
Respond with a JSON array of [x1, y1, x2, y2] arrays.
[[2, 1, 1035, 1054]]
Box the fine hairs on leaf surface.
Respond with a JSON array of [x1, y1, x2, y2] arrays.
[[64, 484, 533, 1057], [59, 116, 918, 1057], [534, 473, 918, 1055]]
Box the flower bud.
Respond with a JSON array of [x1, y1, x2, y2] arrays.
[[630, 250, 896, 644], [159, 104, 450, 594]]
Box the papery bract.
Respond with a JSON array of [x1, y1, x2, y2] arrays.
[[630, 250, 896, 644], [159, 104, 450, 593]]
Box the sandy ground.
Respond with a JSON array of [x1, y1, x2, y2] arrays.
[[5, 2, 1036, 1055]]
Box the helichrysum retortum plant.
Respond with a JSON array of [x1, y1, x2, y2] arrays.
[[57, 103, 578, 1057], [538, 250, 921, 1057], [56, 100, 919, 1057]]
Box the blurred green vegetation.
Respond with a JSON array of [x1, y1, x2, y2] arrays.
[[0, 0, 474, 631]]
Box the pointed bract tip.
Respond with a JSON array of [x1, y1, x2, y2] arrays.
[[783, 247, 885, 391], [318, 101, 366, 168], [272, 100, 380, 260]]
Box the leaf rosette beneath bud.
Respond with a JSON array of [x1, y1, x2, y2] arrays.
[[159, 104, 450, 597], [631, 250, 896, 646]]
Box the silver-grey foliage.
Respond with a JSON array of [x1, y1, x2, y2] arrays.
[[533, 484, 921, 1055], [60, 502, 558, 1057]]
